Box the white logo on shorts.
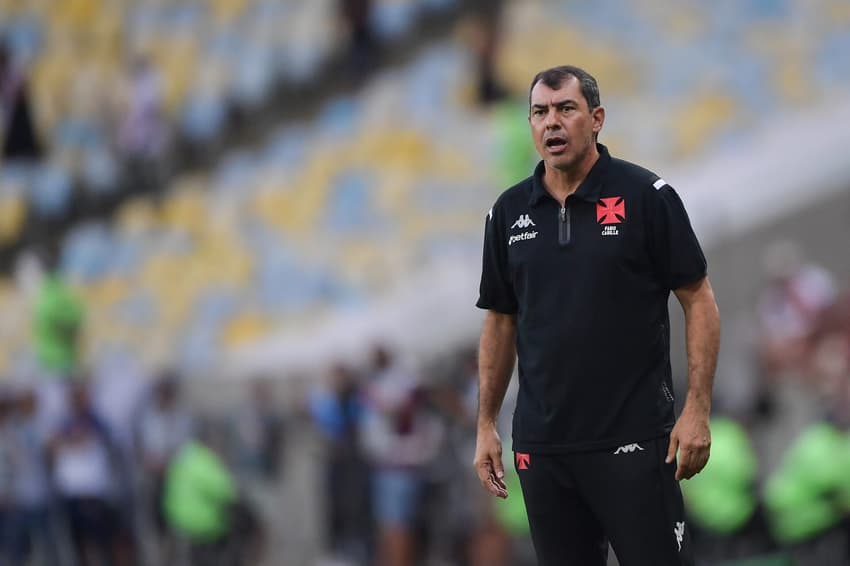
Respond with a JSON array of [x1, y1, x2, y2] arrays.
[[674, 521, 685, 551], [613, 443, 644, 454]]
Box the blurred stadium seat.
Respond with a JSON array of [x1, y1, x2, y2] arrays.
[[0, 0, 849, 377]]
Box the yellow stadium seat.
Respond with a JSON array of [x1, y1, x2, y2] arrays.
[[336, 240, 392, 290], [827, 0, 850, 26], [672, 92, 736, 157], [116, 196, 160, 235], [252, 187, 304, 232], [374, 170, 413, 216], [211, 0, 249, 26], [160, 178, 209, 234], [55, 0, 99, 30], [0, 192, 27, 245], [774, 58, 813, 105], [85, 276, 132, 311], [151, 38, 199, 115], [222, 312, 274, 349]]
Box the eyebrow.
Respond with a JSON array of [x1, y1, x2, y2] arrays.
[[530, 98, 579, 110]]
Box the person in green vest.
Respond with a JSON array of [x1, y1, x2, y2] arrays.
[[31, 243, 84, 376], [164, 428, 262, 566], [763, 420, 850, 564], [493, 100, 537, 189]]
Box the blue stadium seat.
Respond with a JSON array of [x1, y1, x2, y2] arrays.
[[30, 163, 73, 219], [60, 222, 114, 282]]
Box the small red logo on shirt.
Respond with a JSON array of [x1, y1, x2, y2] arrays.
[[597, 197, 625, 224], [516, 452, 531, 470]]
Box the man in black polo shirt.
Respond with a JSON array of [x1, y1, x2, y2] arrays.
[[473, 65, 720, 565]]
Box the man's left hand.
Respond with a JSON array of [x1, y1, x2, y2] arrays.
[[665, 402, 711, 480]]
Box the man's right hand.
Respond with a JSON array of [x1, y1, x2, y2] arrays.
[[473, 424, 508, 498]]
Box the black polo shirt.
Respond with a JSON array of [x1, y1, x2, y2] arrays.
[[477, 144, 707, 453]]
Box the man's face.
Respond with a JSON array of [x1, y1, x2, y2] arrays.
[[529, 76, 604, 171]]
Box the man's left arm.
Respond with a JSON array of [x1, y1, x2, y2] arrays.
[[666, 275, 720, 480]]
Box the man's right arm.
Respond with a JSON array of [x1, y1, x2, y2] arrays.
[[473, 310, 517, 498]]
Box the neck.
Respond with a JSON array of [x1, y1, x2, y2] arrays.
[[543, 144, 600, 205]]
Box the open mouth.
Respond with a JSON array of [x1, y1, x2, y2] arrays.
[[545, 136, 567, 152]]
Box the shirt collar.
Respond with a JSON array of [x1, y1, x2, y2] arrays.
[[529, 143, 611, 206]]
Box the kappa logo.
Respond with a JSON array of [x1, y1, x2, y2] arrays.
[[674, 521, 685, 551], [516, 452, 531, 470], [613, 443, 644, 454], [511, 214, 536, 229], [597, 197, 625, 225]]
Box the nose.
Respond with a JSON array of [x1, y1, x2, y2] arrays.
[[543, 108, 560, 129]]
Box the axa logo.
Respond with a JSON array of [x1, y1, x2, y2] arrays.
[[674, 521, 685, 551], [597, 197, 625, 225], [511, 214, 536, 229], [613, 443, 644, 454], [516, 452, 530, 470]]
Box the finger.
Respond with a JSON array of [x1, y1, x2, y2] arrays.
[[492, 475, 507, 491], [488, 471, 508, 499], [491, 464, 507, 491], [475, 461, 494, 488], [491, 450, 506, 483], [477, 462, 504, 497], [675, 448, 692, 481], [681, 443, 710, 478], [665, 434, 679, 464], [692, 449, 710, 475]]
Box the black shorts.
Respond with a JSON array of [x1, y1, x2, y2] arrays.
[[515, 436, 694, 566]]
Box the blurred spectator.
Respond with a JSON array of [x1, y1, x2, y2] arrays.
[[360, 344, 443, 566], [49, 379, 130, 566], [228, 378, 284, 565], [756, 240, 837, 380], [339, 0, 376, 73], [230, 378, 284, 481], [117, 55, 169, 193], [164, 424, 262, 566], [3, 386, 60, 566], [468, 12, 507, 106], [431, 348, 511, 566], [0, 40, 42, 162], [133, 372, 194, 560], [309, 363, 371, 564], [809, 287, 850, 417]]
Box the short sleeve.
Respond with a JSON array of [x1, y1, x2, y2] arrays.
[[476, 205, 518, 313], [647, 183, 707, 290]]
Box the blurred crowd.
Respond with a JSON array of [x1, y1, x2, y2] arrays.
[[0, 367, 274, 566], [0, 334, 533, 566], [306, 344, 528, 566], [683, 242, 850, 566]]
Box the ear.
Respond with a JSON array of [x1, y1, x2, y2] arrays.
[[591, 106, 605, 135]]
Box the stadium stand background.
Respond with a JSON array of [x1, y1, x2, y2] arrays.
[[1, 0, 850, 564]]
